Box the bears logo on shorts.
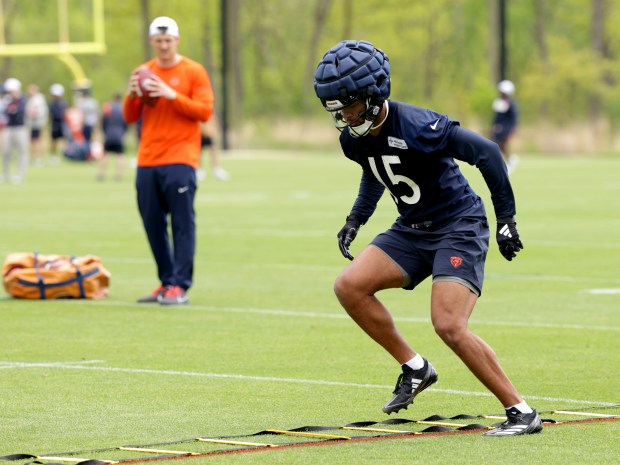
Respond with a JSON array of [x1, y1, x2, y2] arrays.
[[450, 256, 463, 268]]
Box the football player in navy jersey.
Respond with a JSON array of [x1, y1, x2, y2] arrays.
[[314, 40, 542, 437]]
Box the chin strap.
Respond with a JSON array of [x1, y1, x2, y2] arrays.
[[348, 120, 373, 138], [348, 99, 387, 138]]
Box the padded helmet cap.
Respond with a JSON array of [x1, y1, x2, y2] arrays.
[[314, 40, 390, 108], [498, 80, 515, 95], [3, 78, 21, 92], [50, 83, 65, 96]]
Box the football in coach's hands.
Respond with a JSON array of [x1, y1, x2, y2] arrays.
[[136, 67, 158, 107]]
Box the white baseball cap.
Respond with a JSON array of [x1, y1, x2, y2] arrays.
[[497, 80, 515, 96], [4, 77, 21, 92], [50, 83, 65, 96], [149, 16, 179, 37]]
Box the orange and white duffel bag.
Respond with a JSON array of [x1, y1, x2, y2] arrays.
[[2, 252, 110, 299]]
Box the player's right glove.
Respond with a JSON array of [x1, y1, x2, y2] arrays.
[[337, 214, 362, 261], [496, 218, 523, 261]]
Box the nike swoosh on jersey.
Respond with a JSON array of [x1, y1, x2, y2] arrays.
[[430, 119, 440, 130], [178, 186, 189, 193]]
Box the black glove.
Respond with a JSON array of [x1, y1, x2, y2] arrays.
[[337, 214, 362, 261], [496, 219, 523, 261]]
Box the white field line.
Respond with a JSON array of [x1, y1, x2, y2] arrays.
[[3, 250, 616, 285], [64, 300, 620, 332], [0, 360, 615, 408], [1, 225, 620, 247], [582, 288, 620, 295], [1, 240, 619, 279]]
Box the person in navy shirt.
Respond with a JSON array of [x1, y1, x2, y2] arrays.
[[314, 40, 541, 437], [491, 79, 519, 174], [48, 83, 67, 163]]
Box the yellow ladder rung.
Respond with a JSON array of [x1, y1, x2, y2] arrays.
[[118, 447, 198, 455], [38, 458, 115, 464], [415, 420, 467, 428], [552, 410, 618, 418], [480, 415, 507, 420], [266, 429, 351, 440], [342, 426, 420, 434], [197, 438, 278, 447]]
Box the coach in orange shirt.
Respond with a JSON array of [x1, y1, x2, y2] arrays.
[[124, 16, 214, 305]]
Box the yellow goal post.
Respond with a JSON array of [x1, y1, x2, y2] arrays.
[[0, 0, 106, 88]]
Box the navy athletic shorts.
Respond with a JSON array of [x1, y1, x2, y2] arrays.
[[104, 141, 124, 154], [51, 124, 64, 140], [371, 214, 490, 295], [201, 135, 213, 147]]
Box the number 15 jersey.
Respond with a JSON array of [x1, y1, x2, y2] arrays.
[[340, 100, 516, 227]]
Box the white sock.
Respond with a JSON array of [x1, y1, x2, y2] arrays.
[[404, 354, 425, 370], [507, 401, 533, 414]]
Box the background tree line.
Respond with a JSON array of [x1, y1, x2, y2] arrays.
[[1, 0, 619, 151]]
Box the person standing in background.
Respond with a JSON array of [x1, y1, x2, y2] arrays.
[[0, 83, 6, 155], [491, 80, 519, 175], [25, 84, 49, 166], [48, 83, 67, 163], [98, 93, 127, 181], [123, 16, 214, 306], [2, 78, 29, 184], [76, 88, 100, 144], [197, 117, 229, 182]]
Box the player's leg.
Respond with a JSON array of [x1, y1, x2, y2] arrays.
[[334, 244, 413, 362], [428, 215, 522, 406], [98, 151, 109, 181], [49, 134, 56, 162], [431, 280, 522, 406], [430, 280, 542, 435], [2, 129, 12, 182], [208, 143, 229, 181], [160, 164, 196, 304], [115, 147, 126, 181], [334, 243, 438, 414], [30, 128, 43, 166], [50, 129, 62, 164], [136, 166, 174, 291], [16, 126, 29, 182], [429, 213, 542, 435]]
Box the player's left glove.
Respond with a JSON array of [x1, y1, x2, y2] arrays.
[[337, 214, 362, 261], [496, 218, 523, 261]]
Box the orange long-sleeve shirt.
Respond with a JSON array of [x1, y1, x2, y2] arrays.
[[123, 56, 214, 168]]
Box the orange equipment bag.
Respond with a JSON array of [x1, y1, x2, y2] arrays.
[[2, 252, 110, 299]]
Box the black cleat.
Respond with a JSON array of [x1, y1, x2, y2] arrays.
[[382, 359, 438, 414], [483, 408, 543, 436]]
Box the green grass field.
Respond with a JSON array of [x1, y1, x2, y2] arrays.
[[1, 151, 619, 464]]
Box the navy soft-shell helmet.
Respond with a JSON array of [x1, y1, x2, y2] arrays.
[[314, 40, 390, 137], [314, 40, 391, 111]]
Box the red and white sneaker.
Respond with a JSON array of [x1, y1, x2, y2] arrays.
[[159, 286, 189, 306]]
